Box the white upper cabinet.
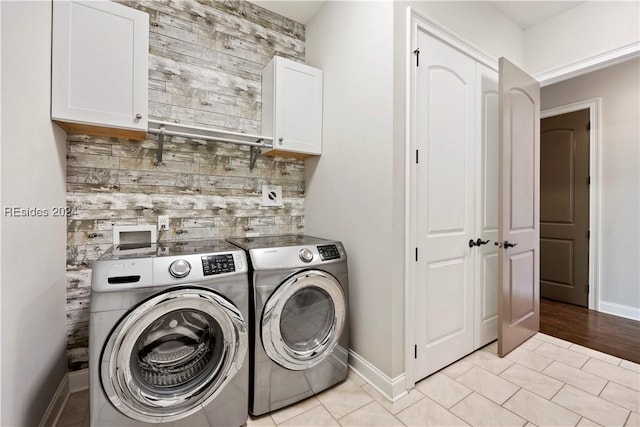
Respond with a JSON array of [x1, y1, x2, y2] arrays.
[[262, 56, 323, 157], [51, 1, 149, 139]]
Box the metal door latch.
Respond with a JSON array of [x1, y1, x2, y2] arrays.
[[470, 238, 491, 248], [495, 241, 518, 248]]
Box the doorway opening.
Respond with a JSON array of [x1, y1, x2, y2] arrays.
[[540, 108, 590, 307], [540, 99, 600, 311]]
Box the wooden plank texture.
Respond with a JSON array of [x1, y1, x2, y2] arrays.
[[65, 0, 306, 371]]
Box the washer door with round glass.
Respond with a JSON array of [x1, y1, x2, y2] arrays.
[[101, 288, 247, 423], [262, 270, 346, 371]]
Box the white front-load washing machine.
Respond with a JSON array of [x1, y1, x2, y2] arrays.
[[89, 240, 249, 426], [226, 235, 349, 416]]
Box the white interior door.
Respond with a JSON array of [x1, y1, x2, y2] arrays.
[[413, 29, 476, 380], [475, 63, 500, 348], [497, 58, 541, 357]]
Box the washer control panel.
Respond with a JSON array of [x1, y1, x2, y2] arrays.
[[318, 244, 341, 261], [202, 253, 236, 276]]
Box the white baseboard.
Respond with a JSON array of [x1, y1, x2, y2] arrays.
[[69, 368, 89, 392], [38, 374, 69, 427], [348, 350, 407, 402], [39, 368, 89, 427], [599, 300, 640, 321]]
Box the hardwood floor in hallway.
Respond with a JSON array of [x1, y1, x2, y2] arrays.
[[540, 298, 640, 364]]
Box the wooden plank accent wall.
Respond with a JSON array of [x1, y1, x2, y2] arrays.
[[65, 0, 306, 371]]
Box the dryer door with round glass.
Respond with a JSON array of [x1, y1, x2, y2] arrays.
[[262, 270, 346, 371], [101, 288, 247, 423]]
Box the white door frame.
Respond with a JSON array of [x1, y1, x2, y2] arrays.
[[541, 99, 602, 311], [404, 7, 498, 389]]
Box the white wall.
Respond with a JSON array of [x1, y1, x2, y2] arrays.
[[1, 2, 68, 426], [541, 58, 640, 320], [525, 1, 640, 76], [305, 1, 397, 379]]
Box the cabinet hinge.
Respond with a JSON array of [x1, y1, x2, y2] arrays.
[[413, 48, 420, 67], [414, 344, 417, 359], [416, 149, 419, 164], [415, 247, 418, 261]]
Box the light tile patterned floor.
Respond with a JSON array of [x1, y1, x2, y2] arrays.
[[57, 333, 640, 427]]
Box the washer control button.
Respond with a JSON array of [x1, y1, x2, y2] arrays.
[[169, 259, 191, 278], [299, 248, 314, 263]]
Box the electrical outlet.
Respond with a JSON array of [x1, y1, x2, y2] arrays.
[[158, 215, 169, 230], [262, 185, 283, 207]]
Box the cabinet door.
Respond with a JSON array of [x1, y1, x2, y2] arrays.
[[273, 58, 322, 155], [52, 1, 148, 132]]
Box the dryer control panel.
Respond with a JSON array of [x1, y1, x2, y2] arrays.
[[318, 244, 341, 261], [202, 253, 236, 276]]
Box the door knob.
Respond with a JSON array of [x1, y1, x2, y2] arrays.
[[135, 113, 142, 119], [475, 238, 490, 246], [469, 239, 477, 248], [504, 241, 518, 248]]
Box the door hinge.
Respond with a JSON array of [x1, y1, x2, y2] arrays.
[[587, 176, 591, 185], [587, 230, 590, 239], [415, 247, 418, 261], [414, 344, 417, 359], [586, 284, 590, 293], [413, 48, 420, 67], [416, 149, 419, 164], [587, 121, 591, 131]]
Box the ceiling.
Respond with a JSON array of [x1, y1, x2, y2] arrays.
[[248, 1, 584, 29], [250, 1, 325, 25], [490, 1, 583, 29]]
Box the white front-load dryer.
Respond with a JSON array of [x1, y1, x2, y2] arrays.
[[89, 240, 249, 426], [227, 235, 349, 416]]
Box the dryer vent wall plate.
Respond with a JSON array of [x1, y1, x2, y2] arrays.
[[262, 185, 283, 207]]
